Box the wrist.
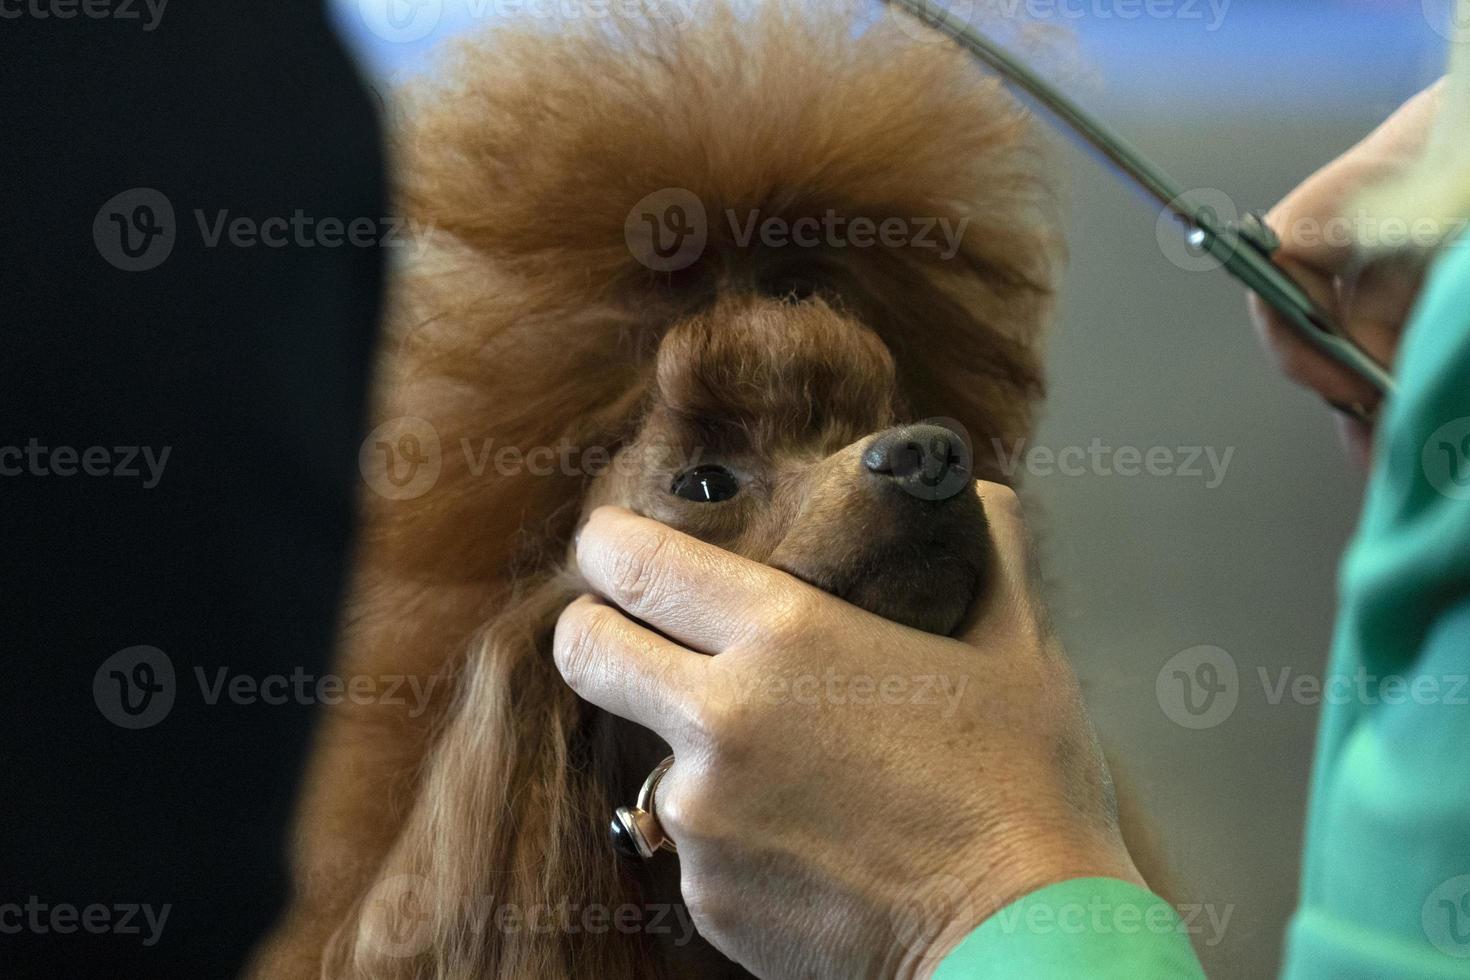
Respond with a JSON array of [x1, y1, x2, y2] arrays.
[[894, 827, 1144, 980]]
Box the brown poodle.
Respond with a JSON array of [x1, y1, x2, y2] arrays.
[[248, 4, 1162, 977]]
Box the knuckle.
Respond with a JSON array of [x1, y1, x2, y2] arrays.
[[683, 881, 736, 942], [553, 602, 617, 687], [689, 692, 758, 760], [680, 668, 744, 741], [678, 875, 725, 937], [978, 481, 1021, 516], [655, 774, 698, 838], [605, 526, 674, 610], [761, 586, 821, 646], [658, 770, 732, 849], [684, 693, 727, 744]]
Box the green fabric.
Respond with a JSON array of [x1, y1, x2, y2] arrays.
[[931, 877, 1206, 979], [937, 240, 1470, 978], [1282, 239, 1470, 979]]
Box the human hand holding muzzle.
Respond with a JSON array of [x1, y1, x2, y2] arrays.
[[553, 488, 1142, 980]]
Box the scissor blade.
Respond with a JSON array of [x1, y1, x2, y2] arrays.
[[884, 0, 1395, 398]]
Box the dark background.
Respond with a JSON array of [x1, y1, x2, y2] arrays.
[[0, 3, 384, 974]]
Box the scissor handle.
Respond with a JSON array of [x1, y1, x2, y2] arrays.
[[1188, 211, 1396, 398]]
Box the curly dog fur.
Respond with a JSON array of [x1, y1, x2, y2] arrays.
[[248, 4, 1082, 977]]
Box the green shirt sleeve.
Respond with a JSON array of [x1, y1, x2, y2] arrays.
[[939, 242, 1470, 979], [1282, 240, 1470, 979], [933, 877, 1207, 979]]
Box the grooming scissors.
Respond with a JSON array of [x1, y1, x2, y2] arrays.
[[886, 0, 1396, 400]]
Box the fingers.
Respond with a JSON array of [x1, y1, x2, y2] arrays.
[[553, 594, 707, 744], [1247, 81, 1446, 412], [1262, 79, 1444, 278], [959, 482, 1049, 644], [1247, 291, 1384, 412], [976, 481, 1031, 598], [1253, 166, 1386, 407], [575, 506, 826, 654]]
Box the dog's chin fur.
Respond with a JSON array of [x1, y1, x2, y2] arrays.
[[249, 4, 1066, 979]]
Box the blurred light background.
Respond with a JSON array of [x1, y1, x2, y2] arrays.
[[330, 2, 1451, 975]]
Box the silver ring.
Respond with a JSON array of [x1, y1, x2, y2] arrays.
[[610, 754, 678, 860]]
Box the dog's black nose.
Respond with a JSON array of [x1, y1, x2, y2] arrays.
[[862, 423, 971, 500]]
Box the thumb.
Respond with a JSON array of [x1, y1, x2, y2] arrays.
[[960, 481, 1051, 645]]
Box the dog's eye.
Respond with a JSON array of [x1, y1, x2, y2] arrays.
[[670, 465, 740, 503]]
